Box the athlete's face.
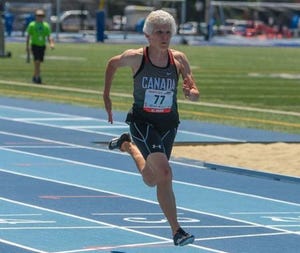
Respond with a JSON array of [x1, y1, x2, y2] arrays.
[[36, 15, 45, 23], [148, 24, 172, 48]]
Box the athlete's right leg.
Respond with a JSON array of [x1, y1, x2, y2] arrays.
[[110, 122, 175, 188], [121, 141, 156, 187], [128, 121, 169, 186]]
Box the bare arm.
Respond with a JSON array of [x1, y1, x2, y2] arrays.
[[48, 36, 55, 49], [173, 50, 200, 101], [26, 34, 30, 52], [103, 48, 142, 124], [103, 55, 120, 124]]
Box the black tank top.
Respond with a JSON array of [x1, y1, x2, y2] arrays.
[[127, 47, 179, 131]]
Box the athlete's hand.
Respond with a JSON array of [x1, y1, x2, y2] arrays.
[[103, 95, 113, 124], [189, 88, 200, 101], [182, 76, 199, 101]]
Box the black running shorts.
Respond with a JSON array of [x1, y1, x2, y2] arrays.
[[31, 45, 46, 62], [129, 121, 177, 160]]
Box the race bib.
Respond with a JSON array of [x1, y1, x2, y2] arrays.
[[143, 89, 173, 113]]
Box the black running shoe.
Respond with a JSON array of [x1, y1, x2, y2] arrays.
[[36, 76, 42, 84], [32, 76, 42, 84], [108, 133, 131, 150], [173, 227, 195, 246]]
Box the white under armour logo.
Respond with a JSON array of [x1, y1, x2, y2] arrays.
[[152, 144, 162, 149]]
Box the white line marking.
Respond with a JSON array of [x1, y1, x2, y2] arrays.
[[92, 212, 184, 216], [0, 226, 112, 230], [0, 104, 82, 117], [196, 231, 292, 242], [64, 125, 128, 129], [231, 212, 300, 215], [179, 129, 245, 142], [1, 146, 77, 149], [0, 238, 48, 253], [9, 117, 94, 121], [272, 225, 300, 228], [0, 213, 42, 217]]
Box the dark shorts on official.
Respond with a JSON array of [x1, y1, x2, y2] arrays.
[[31, 45, 46, 62], [129, 120, 177, 160]]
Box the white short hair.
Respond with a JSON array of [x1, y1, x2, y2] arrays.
[[143, 10, 177, 36]]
